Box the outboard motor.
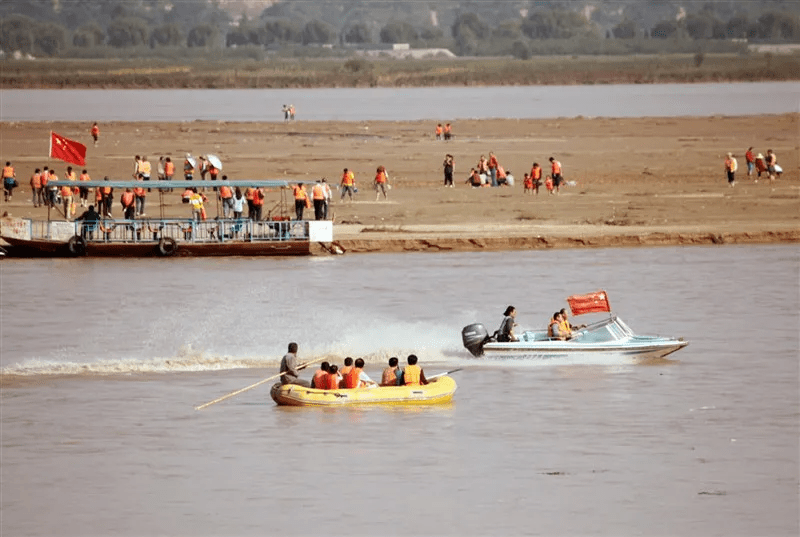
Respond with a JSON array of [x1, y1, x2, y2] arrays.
[[462, 323, 489, 357]]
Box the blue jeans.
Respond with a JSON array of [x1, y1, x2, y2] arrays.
[[489, 168, 497, 187]]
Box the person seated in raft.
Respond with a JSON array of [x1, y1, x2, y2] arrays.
[[310, 362, 330, 389], [403, 354, 428, 386], [496, 305, 518, 342], [342, 358, 375, 389], [338, 357, 354, 388], [548, 312, 569, 341], [381, 357, 403, 386], [320, 364, 340, 390]]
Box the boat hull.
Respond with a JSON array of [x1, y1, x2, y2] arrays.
[[479, 340, 688, 360], [270, 376, 457, 407], [1, 237, 310, 257]]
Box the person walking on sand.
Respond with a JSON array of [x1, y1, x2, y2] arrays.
[[90, 122, 100, 147], [549, 157, 563, 194], [435, 123, 443, 140], [444, 123, 452, 141], [293, 182, 308, 220], [374, 166, 388, 200], [766, 149, 778, 183], [311, 180, 326, 221], [2, 161, 16, 202], [745, 147, 755, 178], [443, 154, 454, 187], [340, 168, 355, 202], [530, 162, 542, 195], [724, 152, 737, 188], [321, 178, 332, 220], [30, 168, 43, 207]]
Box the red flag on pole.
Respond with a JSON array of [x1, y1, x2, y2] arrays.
[[49, 131, 86, 166], [567, 290, 611, 316]]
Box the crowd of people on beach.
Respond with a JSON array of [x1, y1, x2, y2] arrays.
[[727, 147, 782, 188], [279, 342, 429, 390]]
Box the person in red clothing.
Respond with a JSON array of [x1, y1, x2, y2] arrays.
[[549, 156, 563, 193], [374, 166, 388, 200], [322, 365, 340, 390], [310, 362, 330, 389], [90, 122, 100, 146], [745, 147, 755, 178]]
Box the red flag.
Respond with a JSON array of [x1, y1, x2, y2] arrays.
[[567, 290, 611, 316], [49, 131, 86, 166]]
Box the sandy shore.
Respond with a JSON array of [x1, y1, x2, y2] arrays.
[[1, 115, 798, 254]]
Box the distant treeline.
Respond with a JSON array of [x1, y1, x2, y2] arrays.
[[3, 53, 799, 90], [1, 0, 799, 60]]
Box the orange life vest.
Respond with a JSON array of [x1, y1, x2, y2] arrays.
[[219, 185, 232, 198], [548, 319, 559, 338], [293, 185, 307, 201], [101, 186, 112, 196], [311, 370, 327, 389], [133, 186, 145, 197], [435, 125, 442, 135], [165, 161, 175, 176], [375, 171, 386, 184], [341, 172, 354, 186], [312, 184, 325, 200], [404, 365, 421, 386], [91, 125, 99, 136], [61, 184, 73, 197], [545, 177, 554, 190], [139, 161, 151, 175], [41, 173, 49, 187], [30, 173, 41, 189], [443, 124, 451, 134], [343, 368, 360, 389], [252, 189, 264, 206], [531, 166, 542, 180], [2, 166, 14, 179], [551, 160, 562, 174], [79, 172, 90, 182], [121, 192, 135, 206], [381, 367, 397, 386], [323, 373, 339, 390], [245, 188, 254, 201]]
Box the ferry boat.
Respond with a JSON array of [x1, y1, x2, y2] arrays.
[[0, 180, 338, 257]]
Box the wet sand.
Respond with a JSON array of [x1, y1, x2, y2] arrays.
[[1, 114, 797, 254]]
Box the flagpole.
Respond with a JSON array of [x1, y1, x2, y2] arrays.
[[48, 131, 53, 161]]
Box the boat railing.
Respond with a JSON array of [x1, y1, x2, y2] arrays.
[[31, 218, 311, 244]]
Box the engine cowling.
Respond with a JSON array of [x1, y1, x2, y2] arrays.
[[462, 323, 489, 357]]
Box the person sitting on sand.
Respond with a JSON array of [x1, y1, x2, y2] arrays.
[[466, 168, 482, 188]]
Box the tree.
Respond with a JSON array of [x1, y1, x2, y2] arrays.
[[511, 40, 531, 60], [492, 20, 522, 40], [521, 10, 591, 39], [263, 19, 302, 44], [302, 19, 334, 45], [379, 21, 418, 44], [651, 20, 678, 39], [612, 20, 637, 39], [72, 22, 105, 48], [452, 13, 489, 40], [150, 24, 182, 48], [685, 14, 717, 40], [344, 22, 372, 44], [33, 21, 66, 57], [187, 24, 218, 47], [725, 15, 749, 40], [107, 16, 149, 48], [0, 14, 36, 54]]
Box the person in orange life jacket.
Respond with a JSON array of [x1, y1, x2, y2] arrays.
[[374, 166, 389, 200], [488, 152, 499, 187], [530, 162, 542, 195], [293, 182, 308, 220], [60, 173, 75, 219], [321, 178, 332, 220], [322, 364, 341, 390], [435, 123, 443, 140], [65, 166, 79, 202], [311, 180, 326, 221], [559, 308, 586, 335], [381, 357, 404, 386], [338, 357, 354, 388], [30, 168, 43, 207], [41, 166, 51, 206], [310, 362, 330, 389], [549, 157, 563, 193], [548, 311, 568, 341], [545, 175, 554, 195], [219, 176, 234, 218], [403, 354, 428, 386], [443, 123, 452, 140], [343, 358, 375, 389], [77, 169, 91, 207], [121, 188, 136, 220], [466, 168, 482, 187], [164, 157, 175, 181], [90, 122, 100, 146], [251, 186, 264, 221], [340, 168, 355, 201], [133, 175, 147, 216], [100, 176, 114, 217], [279, 342, 310, 387], [496, 305, 518, 342]]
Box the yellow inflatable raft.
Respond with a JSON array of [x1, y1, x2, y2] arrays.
[[270, 376, 457, 407]]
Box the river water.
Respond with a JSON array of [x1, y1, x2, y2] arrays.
[[1, 244, 798, 536], [2, 81, 799, 122]]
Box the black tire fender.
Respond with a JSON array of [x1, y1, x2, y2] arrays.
[[67, 235, 86, 256], [157, 237, 178, 256]]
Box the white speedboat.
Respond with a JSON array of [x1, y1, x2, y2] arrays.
[[461, 291, 688, 360]]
